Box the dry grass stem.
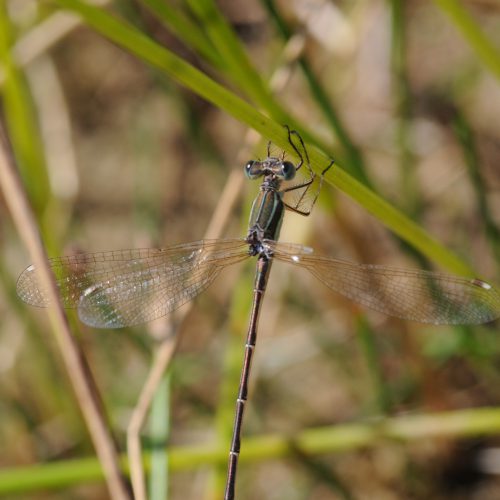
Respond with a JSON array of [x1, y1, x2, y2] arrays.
[[0, 128, 131, 500]]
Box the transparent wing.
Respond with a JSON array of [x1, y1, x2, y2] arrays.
[[17, 239, 250, 328], [267, 241, 500, 325]]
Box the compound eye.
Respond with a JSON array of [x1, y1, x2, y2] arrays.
[[244, 160, 262, 179], [281, 161, 296, 180]]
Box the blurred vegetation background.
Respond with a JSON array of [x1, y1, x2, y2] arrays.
[[1, 0, 500, 499]]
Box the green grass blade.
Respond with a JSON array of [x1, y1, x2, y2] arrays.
[[186, 0, 287, 122], [172, 0, 336, 158], [452, 108, 500, 262], [356, 316, 393, 414], [52, 0, 475, 275], [389, 0, 420, 215], [433, 0, 500, 81], [148, 373, 171, 500], [142, 0, 225, 69], [3, 406, 500, 494], [0, 5, 50, 215], [261, 0, 372, 187]]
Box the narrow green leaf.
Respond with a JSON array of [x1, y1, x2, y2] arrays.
[[433, 0, 500, 81], [52, 0, 475, 275], [186, 0, 283, 117], [148, 373, 171, 500], [0, 5, 50, 214], [3, 406, 500, 494], [262, 0, 372, 187], [142, 0, 225, 69]]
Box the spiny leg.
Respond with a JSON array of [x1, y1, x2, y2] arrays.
[[284, 124, 306, 172], [282, 126, 334, 215]]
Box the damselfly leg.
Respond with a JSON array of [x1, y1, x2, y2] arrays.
[[282, 125, 334, 215]]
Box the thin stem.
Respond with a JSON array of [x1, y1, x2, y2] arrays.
[[0, 127, 131, 500], [452, 110, 500, 263], [389, 0, 420, 215]]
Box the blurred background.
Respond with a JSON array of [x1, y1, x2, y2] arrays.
[[1, 0, 500, 499]]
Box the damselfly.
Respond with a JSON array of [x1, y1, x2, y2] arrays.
[[17, 128, 500, 499]]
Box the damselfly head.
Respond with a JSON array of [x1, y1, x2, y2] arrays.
[[244, 158, 296, 181]]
